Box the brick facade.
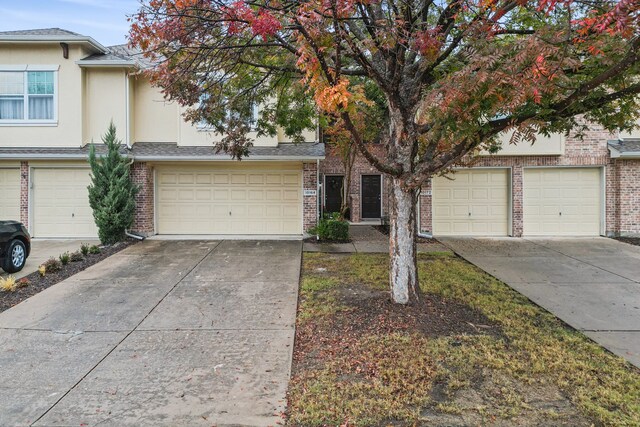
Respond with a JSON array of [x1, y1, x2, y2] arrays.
[[320, 121, 640, 237], [319, 144, 390, 222], [610, 159, 640, 236], [303, 162, 319, 232], [19, 161, 29, 227], [130, 161, 155, 236]]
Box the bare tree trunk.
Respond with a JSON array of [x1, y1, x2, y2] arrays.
[[389, 177, 420, 304]]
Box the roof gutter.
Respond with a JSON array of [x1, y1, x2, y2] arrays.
[[76, 60, 137, 68], [131, 155, 326, 162], [0, 35, 107, 53]]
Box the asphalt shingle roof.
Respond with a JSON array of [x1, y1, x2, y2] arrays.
[[609, 139, 640, 154], [0, 142, 325, 160], [0, 28, 82, 36], [80, 44, 158, 69], [130, 142, 325, 159]]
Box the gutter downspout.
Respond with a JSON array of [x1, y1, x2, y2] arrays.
[[124, 71, 131, 149]]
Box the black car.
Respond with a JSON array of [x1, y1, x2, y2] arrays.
[[0, 221, 31, 273]]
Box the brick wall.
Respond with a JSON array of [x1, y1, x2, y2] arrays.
[[329, 122, 620, 236], [319, 144, 389, 222], [612, 159, 640, 236], [303, 162, 319, 232], [130, 161, 155, 235], [20, 161, 28, 226]]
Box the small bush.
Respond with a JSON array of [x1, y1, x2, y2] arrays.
[[43, 257, 62, 273], [89, 245, 101, 255], [59, 252, 71, 265], [80, 243, 90, 256], [16, 278, 29, 289], [0, 276, 16, 292], [38, 265, 46, 277], [69, 251, 84, 262], [309, 213, 350, 242]]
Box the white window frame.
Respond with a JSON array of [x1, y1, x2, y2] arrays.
[[196, 96, 259, 132], [0, 66, 58, 126]]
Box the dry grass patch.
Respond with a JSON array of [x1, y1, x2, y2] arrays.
[[287, 253, 640, 426]]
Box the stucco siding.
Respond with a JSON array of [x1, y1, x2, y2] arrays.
[[0, 44, 84, 147], [84, 68, 127, 144]]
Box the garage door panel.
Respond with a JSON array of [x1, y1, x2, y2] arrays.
[[0, 168, 21, 221], [433, 169, 508, 236], [523, 168, 601, 236], [157, 166, 302, 235], [32, 168, 98, 238]]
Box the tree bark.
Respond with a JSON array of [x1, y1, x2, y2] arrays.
[[388, 177, 420, 304]]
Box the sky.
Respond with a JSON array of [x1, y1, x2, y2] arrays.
[[0, 0, 141, 46]]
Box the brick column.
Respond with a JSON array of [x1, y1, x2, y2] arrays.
[[419, 179, 432, 234], [511, 165, 524, 237], [130, 162, 155, 236], [617, 159, 640, 236], [606, 159, 619, 236], [20, 161, 29, 227], [303, 162, 318, 232]]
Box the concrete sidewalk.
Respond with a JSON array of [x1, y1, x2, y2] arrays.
[[304, 225, 451, 254], [0, 240, 300, 426], [441, 237, 640, 368]]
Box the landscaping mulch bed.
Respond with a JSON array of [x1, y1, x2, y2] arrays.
[[613, 236, 640, 247], [0, 239, 136, 313]]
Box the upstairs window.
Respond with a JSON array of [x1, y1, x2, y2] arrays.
[[0, 70, 56, 123]]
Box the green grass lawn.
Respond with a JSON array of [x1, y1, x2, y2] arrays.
[[286, 252, 640, 426]]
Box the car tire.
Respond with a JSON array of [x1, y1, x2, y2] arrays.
[[2, 239, 27, 273]]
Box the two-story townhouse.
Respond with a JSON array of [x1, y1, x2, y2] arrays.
[[0, 29, 323, 239], [1, 28, 639, 239]]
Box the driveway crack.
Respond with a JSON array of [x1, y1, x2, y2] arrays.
[[29, 240, 222, 427]]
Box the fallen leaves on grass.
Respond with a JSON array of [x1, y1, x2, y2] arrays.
[[287, 253, 640, 427]]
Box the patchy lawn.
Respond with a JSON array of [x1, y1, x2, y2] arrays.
[[287, 253, 640, 426]]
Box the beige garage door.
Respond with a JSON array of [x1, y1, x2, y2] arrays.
[[32, 168, 98, 238], [156, 164, 302, 235], [433, 169, 509, 236], [0, 168, 20, 221], [524, 168, 601, 236]]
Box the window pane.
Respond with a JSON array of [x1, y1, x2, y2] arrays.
[[0, 98, 24, 119], [28, 96, 53, 120], [0, 72, 24, 95], [27, 71, 54, 95]]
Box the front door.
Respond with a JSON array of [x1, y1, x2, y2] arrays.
[[361, 175, 381, 219], [324, 175, 344, 215]]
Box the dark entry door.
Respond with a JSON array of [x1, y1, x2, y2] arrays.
[[324, 175, 344, 214], [361, 175, 381, 219]]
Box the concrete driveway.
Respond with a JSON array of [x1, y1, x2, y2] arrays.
[[1, 239, 99, 280], [0, 240, 300, 426], [441, 237, 640, 368]]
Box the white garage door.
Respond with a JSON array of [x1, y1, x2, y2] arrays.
[[0, 168, 20, 221], [524, 168, 601, 236], [433, 169, 509, 236], [32, 168, 98, 238], [156, 164, 302, 235]]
